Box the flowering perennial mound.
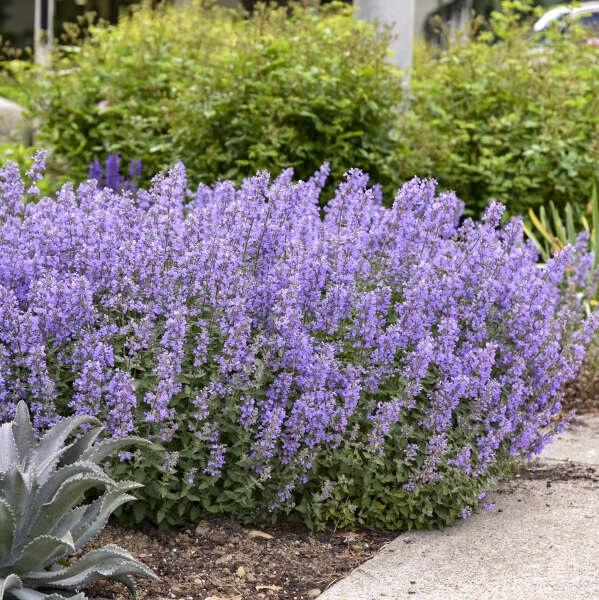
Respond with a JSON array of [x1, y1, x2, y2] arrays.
[[0, 153, 596, 529]]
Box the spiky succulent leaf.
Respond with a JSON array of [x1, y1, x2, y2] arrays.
[[45, 506, 89, 546], [0, 574, 22, 599], [8, 534, 75, 574], [79, 437, 151, 465], [34, 464, 106, 511], [9, 590, 85, 600], [71, 483, 142, 550], [31, 415, 101, 486], [0, 499, 16, 564], [0, 467, 31, 527], [28, 473, 115, 548], [109, 573, 136, 594], [9, 464, 105, 557], [22, 544, 158, 589], [10, 405, 35, 471], [57, 429, 103, 469], [0, 403, 157, 597], [0, 425, 18, 473]]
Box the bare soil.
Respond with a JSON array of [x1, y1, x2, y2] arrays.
[[562, 363, 599, 416], [88, 518, 397, 600]]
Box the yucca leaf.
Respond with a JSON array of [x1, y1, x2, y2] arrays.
[[0, 574, 22, 600], [0, 499, 16, 565], [527, 208, 555, 247], [564, 203, 576, 246], [582, 215, 590, 232], [0, 424, 18, 473], [550, 202, 567, 246], [539, 204, 551, 232], [32, 415, 101, 485], [58, 428, 104, 469], [10, 404, 35, 471], [522, 225, 548, 261], [9, 534, 75, 573], [79, 437, 150, 465], [592, 183, 599, 270]]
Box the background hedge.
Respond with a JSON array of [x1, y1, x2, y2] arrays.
[[25, 0, 403, 200], [4, 1, 598, 215], [398, 4, 599, 216]]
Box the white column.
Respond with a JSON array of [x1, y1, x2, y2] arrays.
[[34, 0, 54, 65], [354, 0, 415, 73]]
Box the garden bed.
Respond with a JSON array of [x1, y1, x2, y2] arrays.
[[562, 364, 599, 416], [88, 519, 397, 600]]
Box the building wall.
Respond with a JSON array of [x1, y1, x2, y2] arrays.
[[0, 0, 34, 48], [1, 0, 34, 30], [415, 0, 445, 37]]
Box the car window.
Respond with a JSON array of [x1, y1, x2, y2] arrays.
[[579, 12, 599, 31]]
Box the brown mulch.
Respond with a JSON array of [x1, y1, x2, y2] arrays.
[[87, 518, 397, 600], [561, 363, 599, 416]]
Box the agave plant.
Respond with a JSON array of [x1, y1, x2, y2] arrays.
[[0, 401, 158, 600]]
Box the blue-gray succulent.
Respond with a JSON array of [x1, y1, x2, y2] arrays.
[[0, 401, 157, 600]]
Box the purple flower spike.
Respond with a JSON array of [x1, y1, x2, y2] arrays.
[[0, 157, 596, 522], [105, 152, 120, 191], [89, 157, 102, 185]]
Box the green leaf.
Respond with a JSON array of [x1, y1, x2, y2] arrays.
[[0, 499, 16, 565], [592, 183, 599, 270], [10, 533, 75, 573]]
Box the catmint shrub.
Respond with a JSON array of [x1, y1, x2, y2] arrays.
[[0, 152, 596, 530]]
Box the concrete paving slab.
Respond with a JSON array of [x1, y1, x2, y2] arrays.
[[541, 415, 599, 466], [319, 415, 599, 600]]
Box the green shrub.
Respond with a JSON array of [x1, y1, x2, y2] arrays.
[[27, 0, 403, 198], [0, 143, 65, 196], [0, 59, 32, 107], [397, 2, 599, 216]]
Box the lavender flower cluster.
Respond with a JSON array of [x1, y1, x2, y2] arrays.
[[0, 151, 596, 523], [89, 153, 142, 192]]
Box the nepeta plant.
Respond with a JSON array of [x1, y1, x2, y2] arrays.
[[89, 153, 142, 193], [0, 151, 596, 529]]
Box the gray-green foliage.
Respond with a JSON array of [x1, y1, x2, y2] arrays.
[[0, 402, 157, 600]]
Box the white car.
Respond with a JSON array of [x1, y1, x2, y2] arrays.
[[533, 2, 599, 35]]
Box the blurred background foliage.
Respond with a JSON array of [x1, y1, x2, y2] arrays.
[[7, 1, 404, 200], [398, 2, 599, 216], [0, 0, 597, 218]]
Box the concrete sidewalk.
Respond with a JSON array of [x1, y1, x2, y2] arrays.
[[319, 416, 599, 600]]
